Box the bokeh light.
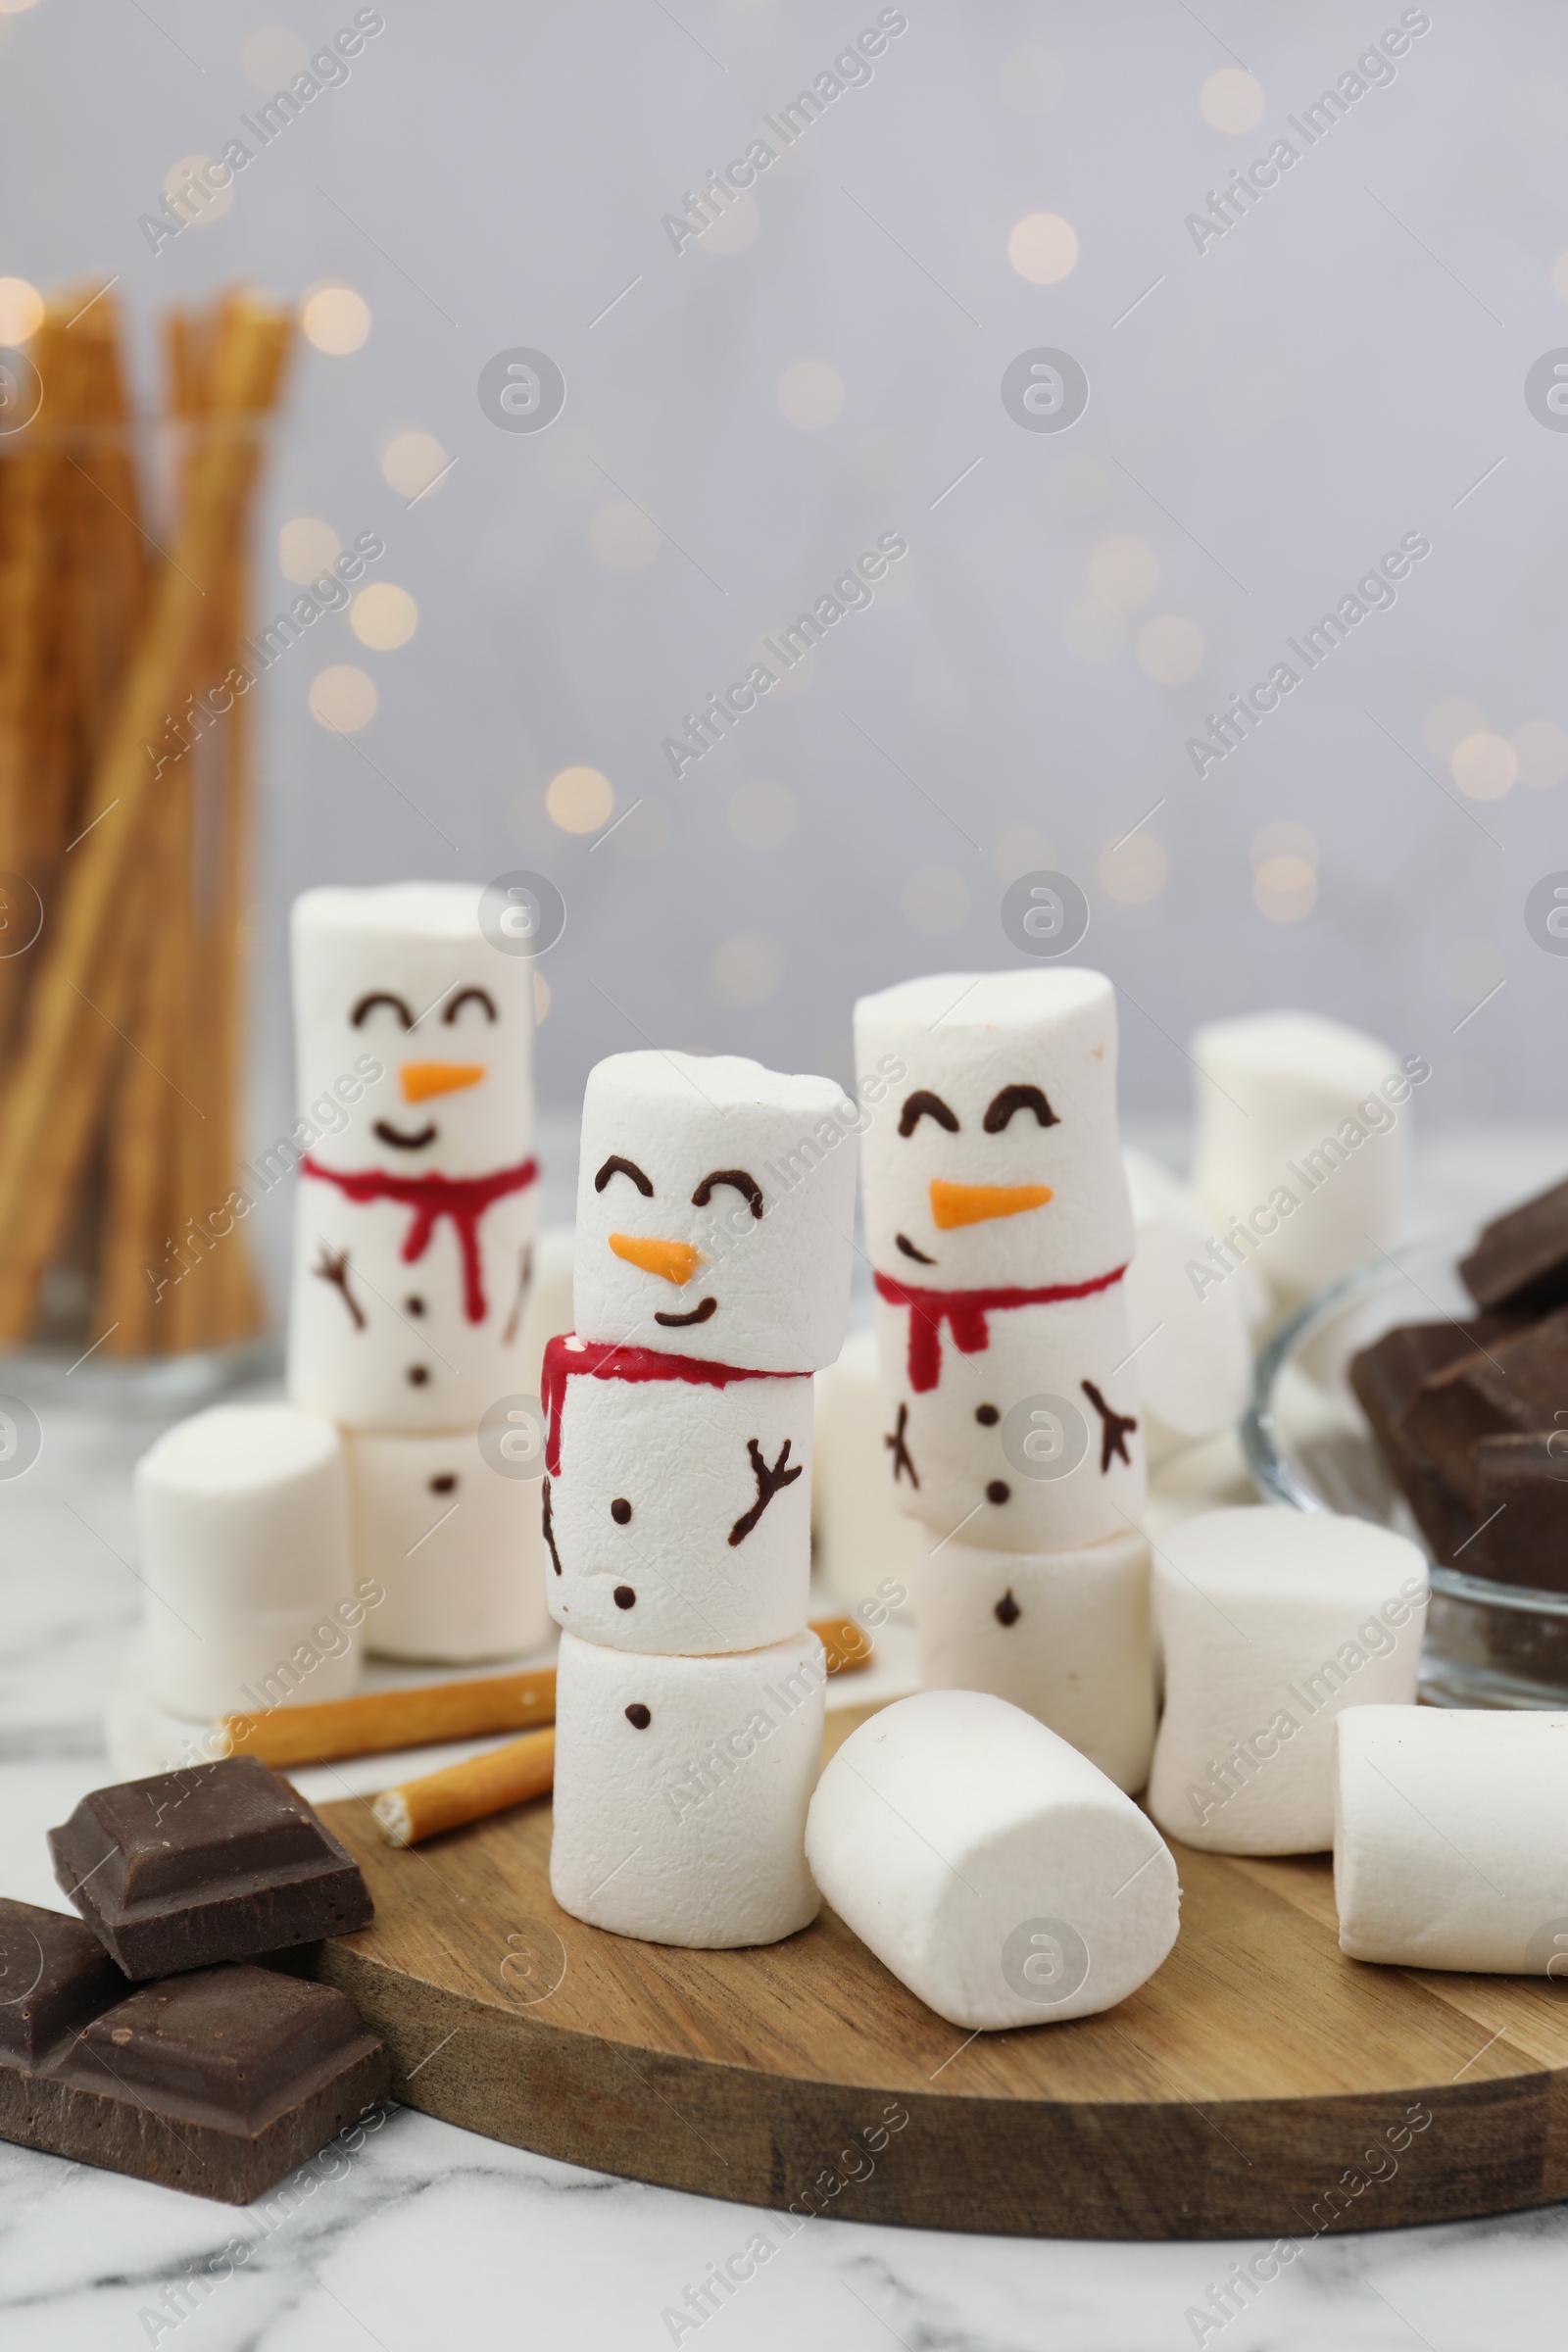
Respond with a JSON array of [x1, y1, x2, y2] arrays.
[[350, 583, 417, 651], [710, 932, 785, 1003], [777, 361, 844, 429], [1200, 70, 1266, 131], [589, 500, 662, 570], [547, 765, 614, 833], [1136, 615, 1203, 683], [1089, 537, 1158, 611], [900, 865, 970, 933], [301, 283, 370, 355], [309, 665, 377, 731], [278, 516, 340, 584], [0, 276, 43, 342], [1450, 731, 1517, 800], [1097, 835, 1168, 904], [380, 430, 449, 501], [1007, 212, 1079, 284]]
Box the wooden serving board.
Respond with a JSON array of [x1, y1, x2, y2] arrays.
[[312, 1709, 1568, 2239]]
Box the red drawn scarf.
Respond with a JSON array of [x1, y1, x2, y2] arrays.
[[541, 1335, 804, 1476], [301, 1153, 538, 1323], [873, 1263, 1128, 1394]]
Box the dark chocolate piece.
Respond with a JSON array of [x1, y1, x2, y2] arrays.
[[0, 1898, 387, 2204], [49, 1756, 372, 1981], [1474, 1435, 1568, 1592], [1396, 1308, 1568, 1513], [1460, 1175, 1568, 1316], [994, 1590, 1021, 1627], [1349, 1319, 1501, 1561]]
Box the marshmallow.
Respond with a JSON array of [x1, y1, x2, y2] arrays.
[[342, 1426, 550, 1663], [550, 1627, 824, 1947], [1189, 1012, 1411, 1306], [1122, 1149, 1251, 1467], [571, 1052, 857, 1373], [807, 1690, 1179, 2030], [1147, 1507, 1427, 1855], [1335, 1708, 1568, 1972], [516, 1222, 574, 1394], [855, 969, 1134, 1290], [873, 1284, 1145, 1552], [542, 1336, 810, 1654], [133, 1405, 360, 1719], [810, 1329, 929, 1610], [287, 883, 538, 1431], [916, 1532, 1155, 1792]]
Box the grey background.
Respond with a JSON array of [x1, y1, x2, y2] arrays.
[[4, 0, 1566, 1165]]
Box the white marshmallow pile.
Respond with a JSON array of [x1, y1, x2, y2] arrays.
[[548, 1049, 855, 1948], [1147, 1507, 1427, 1855], [852, 969, 1152, 1758], [133, 1403, 362, 1719], [1335, 1709, 1568, 1973], [285, 883, 547, 1663], [1189, 1010, 1415, 1313], [807, 1690, 1180, 2030]]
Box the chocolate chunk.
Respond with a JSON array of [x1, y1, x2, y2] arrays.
[[1348, 1319, 1511, 1561], [1396, 1308, 1568, 1513], [0, 1897, 387, 2205], [49, 1757, 372, 1982], [1460, 1175, 1568, 1315], [1474, 1435, 1568, 1592]]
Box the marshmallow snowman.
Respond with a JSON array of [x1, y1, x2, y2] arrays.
[[855, 970, 1144, 1554], [287, 884, 538, 1431], [542, 1337, 811, 1654], [571, 1052, 857, 1374]]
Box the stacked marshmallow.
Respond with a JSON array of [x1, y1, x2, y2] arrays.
[[547, 1051, 857, 1949], [286, 884, 547, 1663], [854, 971, 1155, 1789]]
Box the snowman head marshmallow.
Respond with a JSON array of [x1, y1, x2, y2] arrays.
[[854, 969, 1134, 1292], [571, 1051, 858, 1371], [291, 884, 534, 1180]]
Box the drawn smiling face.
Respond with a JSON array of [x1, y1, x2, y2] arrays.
[[353, 984, 498, 1155], [570, 1050, 858, 1371], [854, 969, 1135, 1293], [291, 883, 535, 1182], [889, 1081, 1060, 1272], [592, 1151, 766, 1331]]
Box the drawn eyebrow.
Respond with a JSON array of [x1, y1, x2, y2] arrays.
[[983, 1084, 1059, 1133], [595, 1154, 654, 1197], [351, 992, 416, 1029], [692, 1168, 763, 1218], [443, 986, 497, 1023], [898, 1090, 959, 1137]]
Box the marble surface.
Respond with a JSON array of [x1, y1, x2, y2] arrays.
[[5, 1129, 1568, 2349]]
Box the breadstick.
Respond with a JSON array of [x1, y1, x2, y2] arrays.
[[372, 1729, 556, 1847], [220, 1614, 872, 1767], [220, 1666, 559, 1766]]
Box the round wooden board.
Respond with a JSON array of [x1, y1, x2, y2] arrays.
[[311, 1707, 1568, 2239]]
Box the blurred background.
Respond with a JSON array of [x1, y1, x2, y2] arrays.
[[2, 0, 1567, 1329]]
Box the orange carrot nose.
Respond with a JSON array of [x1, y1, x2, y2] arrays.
[[929, 1179, 1054, 1230], [400, 1061, 487, 1104], [609, 1233, 705, 1286]]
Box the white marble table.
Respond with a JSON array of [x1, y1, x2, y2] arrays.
[[5, 1131, 1568, 2350]]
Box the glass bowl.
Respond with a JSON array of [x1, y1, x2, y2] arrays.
[[1243, 1228, 1568, 1710]]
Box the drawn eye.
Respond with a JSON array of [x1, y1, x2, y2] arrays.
[[691, 1168, 763, 1218], [898, 1090, 959, 1137], [983, 1084, 1058, 1133], [351, 991, 415, 1029], [594, 1155, 654, 1198], [443, 986, 497, 1024]]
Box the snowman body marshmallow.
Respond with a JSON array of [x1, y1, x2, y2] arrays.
[[287, 883, 538, 1431], [855, 970, 1144, 1555]]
